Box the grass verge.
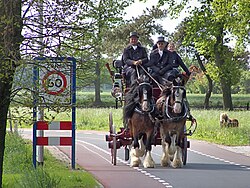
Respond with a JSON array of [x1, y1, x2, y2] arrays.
[[52, 108, 250, 146], [3, 132, 100, 188]]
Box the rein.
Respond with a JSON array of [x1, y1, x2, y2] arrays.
[[138, 64, 164, 91]]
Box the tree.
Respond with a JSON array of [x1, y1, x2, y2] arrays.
[[170, 19, 214, 108], [64, 0, 134, 106], [0, 0, 22, 185], [72, 5, 169, 105], [156, 0, 250, 110], [0, 0, 100, 185], [103, 6, 168, 58]]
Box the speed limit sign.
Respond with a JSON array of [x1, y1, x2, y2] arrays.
[[37, 58, 74, 105], [42, 71, 68, 95]]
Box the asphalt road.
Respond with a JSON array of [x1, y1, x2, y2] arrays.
[[20, 129, 250, 188]]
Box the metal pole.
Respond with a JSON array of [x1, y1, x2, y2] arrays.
[[71, 57, 76, 169], [37, 0, 44, 166], [33, 65, 38, 168], [37, 107, 44, 166]]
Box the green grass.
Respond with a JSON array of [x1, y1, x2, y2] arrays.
[[4, 94, 250, 187], [11, 90, 250, 109], [76, 92, 250, 109], [10, 94, 250, 146], [186, 93, 250, 108], [190, 110, 250, 146], [47, 107, 250, 146], [3, 133, 100, 188]]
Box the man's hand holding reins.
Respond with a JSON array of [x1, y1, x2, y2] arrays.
[[133, 59, 142, 65]]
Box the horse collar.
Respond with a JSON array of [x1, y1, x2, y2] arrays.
[[164, 96, 188, 122]]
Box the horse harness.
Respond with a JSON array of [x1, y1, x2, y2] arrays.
[[158, 85, 187, 122]]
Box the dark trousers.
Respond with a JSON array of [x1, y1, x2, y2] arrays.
[[125, 67, 145, 87], [162, 68, 180, 82]]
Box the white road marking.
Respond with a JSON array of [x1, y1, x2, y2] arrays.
[[189, 149, 250, 171], [76, 138, 173, 188]]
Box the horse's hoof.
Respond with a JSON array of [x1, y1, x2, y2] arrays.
[[143, 158, 155, 168], [172, 160, 183, 168], [130, 160, 141, 167], [130, 156, 141, 167], [143, 162, 155, 168], [161, 159, 171, 167]]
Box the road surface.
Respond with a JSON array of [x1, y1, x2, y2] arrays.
[[20, 129, 250, 188]]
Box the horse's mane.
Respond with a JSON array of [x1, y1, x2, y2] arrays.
[[160, 74, 186, 97], [173, 74, 185, 86], [124, 81, 140, 120], [160, 83, 172, 97]]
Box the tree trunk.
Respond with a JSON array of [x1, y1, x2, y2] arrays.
[[0, 0, 22, 186], [94, 61, 102, 106], [0, 83, 12, 187], [214, 24, 233, 110], [221, 78, 233, 110], [195, 52, 213, 109], [204, 77, 213, 109]]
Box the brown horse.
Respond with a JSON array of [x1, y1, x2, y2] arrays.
[[156, 74, 187, 168], [124, 77, 156, 168]]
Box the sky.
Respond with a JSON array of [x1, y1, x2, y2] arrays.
[[124, 0, 194, 43]]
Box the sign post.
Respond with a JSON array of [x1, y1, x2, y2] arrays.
[[33, 57, 76, 169]]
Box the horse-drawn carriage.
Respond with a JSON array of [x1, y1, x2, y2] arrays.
[[105, 60, 197, 168]]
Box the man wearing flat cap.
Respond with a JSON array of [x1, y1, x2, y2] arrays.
[[148, 36, 173, 85], [122, 32, 148, 86]]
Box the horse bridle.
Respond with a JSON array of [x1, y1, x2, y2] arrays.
[[172, 86, 186, 105], [139, 82, 151, 102], [163, 85, 187, 120], [135, 82, 155, 114]]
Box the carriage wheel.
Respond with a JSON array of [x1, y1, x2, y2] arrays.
[[182, 136, 188, 165], [111, 125, 117, 165], [109, 112, 113, 133], [109, 112, 117, 165], [182, 124, 188, 165], [125, 146, 129, 161]]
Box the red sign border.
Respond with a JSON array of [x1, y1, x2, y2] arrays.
[[42, 70, 68, 95]]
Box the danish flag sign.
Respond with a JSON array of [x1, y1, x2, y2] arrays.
[[37, 58, 72, 104]]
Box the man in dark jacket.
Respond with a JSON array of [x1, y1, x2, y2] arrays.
[[122, 32, 148, 86], [148, 36, 172, 85]]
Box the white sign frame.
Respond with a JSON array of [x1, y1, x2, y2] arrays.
[[38, 59, 72, 105]]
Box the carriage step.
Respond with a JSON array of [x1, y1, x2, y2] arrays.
[[105, 135, 112, 142], [108, 141, 121, 149]]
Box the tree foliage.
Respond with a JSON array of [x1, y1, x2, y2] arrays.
[[155, 0, 250, 109], [103, 6, 168, 59]]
